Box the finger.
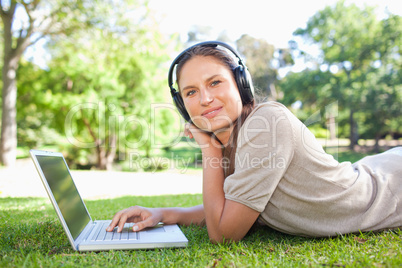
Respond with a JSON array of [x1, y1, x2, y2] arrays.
[[132, 217, 157, 232], [107, 206, 142, 232], [116, 214, 128, 232], [107, 211, 123, 231]]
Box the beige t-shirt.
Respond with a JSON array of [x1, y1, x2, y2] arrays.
[[224, 102, 402, 237]]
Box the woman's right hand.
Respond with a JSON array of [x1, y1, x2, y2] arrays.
[[185, 123, 220, 150], [106, 206, 163, 233]]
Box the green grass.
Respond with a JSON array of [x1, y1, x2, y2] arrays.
[[3, 147, 399, 266], [327, 149, 372, 163], [1, 195, 401, 267]]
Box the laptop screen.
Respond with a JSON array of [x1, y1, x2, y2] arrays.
[[36, 155, 91, 239]]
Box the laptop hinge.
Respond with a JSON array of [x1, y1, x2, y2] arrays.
[[75, 220, 96, 249]]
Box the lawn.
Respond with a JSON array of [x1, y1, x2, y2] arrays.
[[1, 194, 401, 267], [2, 147, 401, 267]]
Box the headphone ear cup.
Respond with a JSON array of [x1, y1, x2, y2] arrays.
[[234, 66, 254, 105], [173, 91, 191, 122]]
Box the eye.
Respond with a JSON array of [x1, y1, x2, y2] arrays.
[[210, 80, 221, 87], [186, 89, 196, 97]]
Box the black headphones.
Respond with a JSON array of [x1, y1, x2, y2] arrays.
[[168, 41, 254, 122]]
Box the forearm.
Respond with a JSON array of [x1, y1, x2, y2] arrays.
[[201, 146, 257, 243], [160, 205, 205, 226], [184, 127, 257, 242], [201, 147, 227, 242]]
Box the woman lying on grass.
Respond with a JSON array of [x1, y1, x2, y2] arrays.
[[107, 41, 402, 243]]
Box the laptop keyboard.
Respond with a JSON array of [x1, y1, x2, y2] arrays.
[[89, 222, 138, 241]]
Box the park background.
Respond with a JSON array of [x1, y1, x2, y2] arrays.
[[0, 0, 401, 170], [0, 0, 402, 267]]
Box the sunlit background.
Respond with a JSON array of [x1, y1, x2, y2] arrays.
[[1, 0, 401, 169], [27, 0, 401, 69]]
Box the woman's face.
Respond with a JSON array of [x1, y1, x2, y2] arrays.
[[178, 56, 242, 140]]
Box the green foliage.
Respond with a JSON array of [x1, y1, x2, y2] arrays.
[[16, 60, 63, 148], [11, 0, 402, 170], [236, 35, 280, 99], [294, 0, 379, 66], [280, 69, 336, 110], [282, 1, 402, 143], [116, 139, 201, 173], [1, 195, 401, 267], [359, 14, 402, 140], [15, 0, 181, 169], [1, 0, 111, 166]]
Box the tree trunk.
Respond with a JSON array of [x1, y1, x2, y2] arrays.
[[83, 114, 117, 171], [1, 4, 19, 167], [268, 83, 277, 101], [1, 2, 31, 166], [96, 135, 116, 170], [374, 133, 381, 153], [327, 112, 337, 140], [349, 109, 359, 150], [1, 57, 18, 166]]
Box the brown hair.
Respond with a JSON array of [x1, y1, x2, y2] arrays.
[[176, 45, 255, 177]]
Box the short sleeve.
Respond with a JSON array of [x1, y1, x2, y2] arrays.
[[224, 102, 295, 212]]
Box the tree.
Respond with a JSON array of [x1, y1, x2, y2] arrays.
[[0, 0, 97, 166], [236, 34, 277, 100], [16, 59, 61, 149], [187, 25, 213, 43], [279, 68, 340, 140], [280, 69, 335, 110], [32, 2, 177, 170], [293, 0, 385, 149], [359, 14, 402, 151]]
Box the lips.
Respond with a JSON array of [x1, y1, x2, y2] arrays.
[[201, 106, 223, 119]]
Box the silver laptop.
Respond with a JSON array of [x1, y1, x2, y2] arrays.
[[30, 149, 188, 251]]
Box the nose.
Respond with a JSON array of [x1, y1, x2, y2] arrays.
[[200, 88, 214, 106]]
